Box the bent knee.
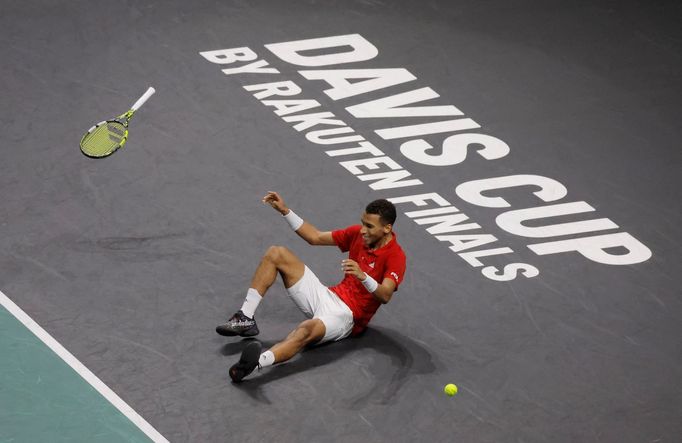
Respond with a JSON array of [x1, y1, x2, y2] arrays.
[[264, 245, 291, 262], [296, 319, 325, 344]]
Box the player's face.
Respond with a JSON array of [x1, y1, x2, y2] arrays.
[[360, 212, 392, 248]]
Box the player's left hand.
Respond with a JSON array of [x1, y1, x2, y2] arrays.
[[342, 259, 365, 280]]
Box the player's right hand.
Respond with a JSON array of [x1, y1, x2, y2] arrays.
[[262, 191, 289, 215]]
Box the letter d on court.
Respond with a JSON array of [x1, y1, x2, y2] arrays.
[[265, 34, 378, 67]]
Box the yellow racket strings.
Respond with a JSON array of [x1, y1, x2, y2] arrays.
[[80, 122, 127, 157]]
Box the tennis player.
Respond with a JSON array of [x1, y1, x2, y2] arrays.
[[217, 191, 407, 382]]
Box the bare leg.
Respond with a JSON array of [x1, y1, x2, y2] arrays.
[[217, 245, 307, 336], [250, 245, 306, 296], [269, 319, 326, 363], [228, 319, 325, 382]]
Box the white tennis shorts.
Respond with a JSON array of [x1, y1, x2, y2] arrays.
[[286, 266, 354, 343]]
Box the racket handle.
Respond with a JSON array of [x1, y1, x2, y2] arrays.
[[131, 87, 156, 111]]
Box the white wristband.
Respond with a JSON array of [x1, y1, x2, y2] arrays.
[[361, 274, 379, 293], [283, 209, 304, 231]]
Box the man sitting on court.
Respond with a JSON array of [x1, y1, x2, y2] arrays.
[[216, 191, 407, 382]]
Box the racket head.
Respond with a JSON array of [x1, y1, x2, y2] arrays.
[[79, 118, 129, 158]]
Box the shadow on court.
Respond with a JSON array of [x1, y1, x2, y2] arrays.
[[221, 327, 439, 405], [3, 0, 681, 440]]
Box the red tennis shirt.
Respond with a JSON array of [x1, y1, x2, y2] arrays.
[[330, 225, 406, 336]]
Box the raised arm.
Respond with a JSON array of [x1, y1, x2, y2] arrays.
[[262, 191, 336, 246]]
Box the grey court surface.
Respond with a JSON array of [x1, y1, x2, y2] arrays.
[[1, 0, 681, 442]]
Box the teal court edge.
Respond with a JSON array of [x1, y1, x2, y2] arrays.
[[0, 293, 161, 443]]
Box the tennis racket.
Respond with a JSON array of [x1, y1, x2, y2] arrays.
[[80, 87, 156, 158]]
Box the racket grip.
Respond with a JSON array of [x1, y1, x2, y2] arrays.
[[131, 87, 156, 111]]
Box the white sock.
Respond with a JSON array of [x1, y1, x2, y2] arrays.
[[259, 350, 275, 368], [240, 288, 262, 319]]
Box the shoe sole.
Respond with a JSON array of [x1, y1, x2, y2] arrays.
[[229, 341, 262, 383], [215, 326, 259, 337]]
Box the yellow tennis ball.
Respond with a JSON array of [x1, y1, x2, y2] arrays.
[[444, 383, 458, 396]]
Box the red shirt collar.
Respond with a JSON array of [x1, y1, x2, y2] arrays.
[[362, 232, 398, 256]]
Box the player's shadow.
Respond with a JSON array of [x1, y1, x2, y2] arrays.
[[219, 338, 279, 357], [225, 326, 438, 405]]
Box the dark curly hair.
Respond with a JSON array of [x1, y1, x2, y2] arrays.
[[365, 199, 397, 226]]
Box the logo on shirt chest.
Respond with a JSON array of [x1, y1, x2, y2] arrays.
[[361, 256, 376, 269]]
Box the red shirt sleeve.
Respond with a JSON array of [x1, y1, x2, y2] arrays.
[[383, 249, 406, 290], [332, 225, 361, 252]]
